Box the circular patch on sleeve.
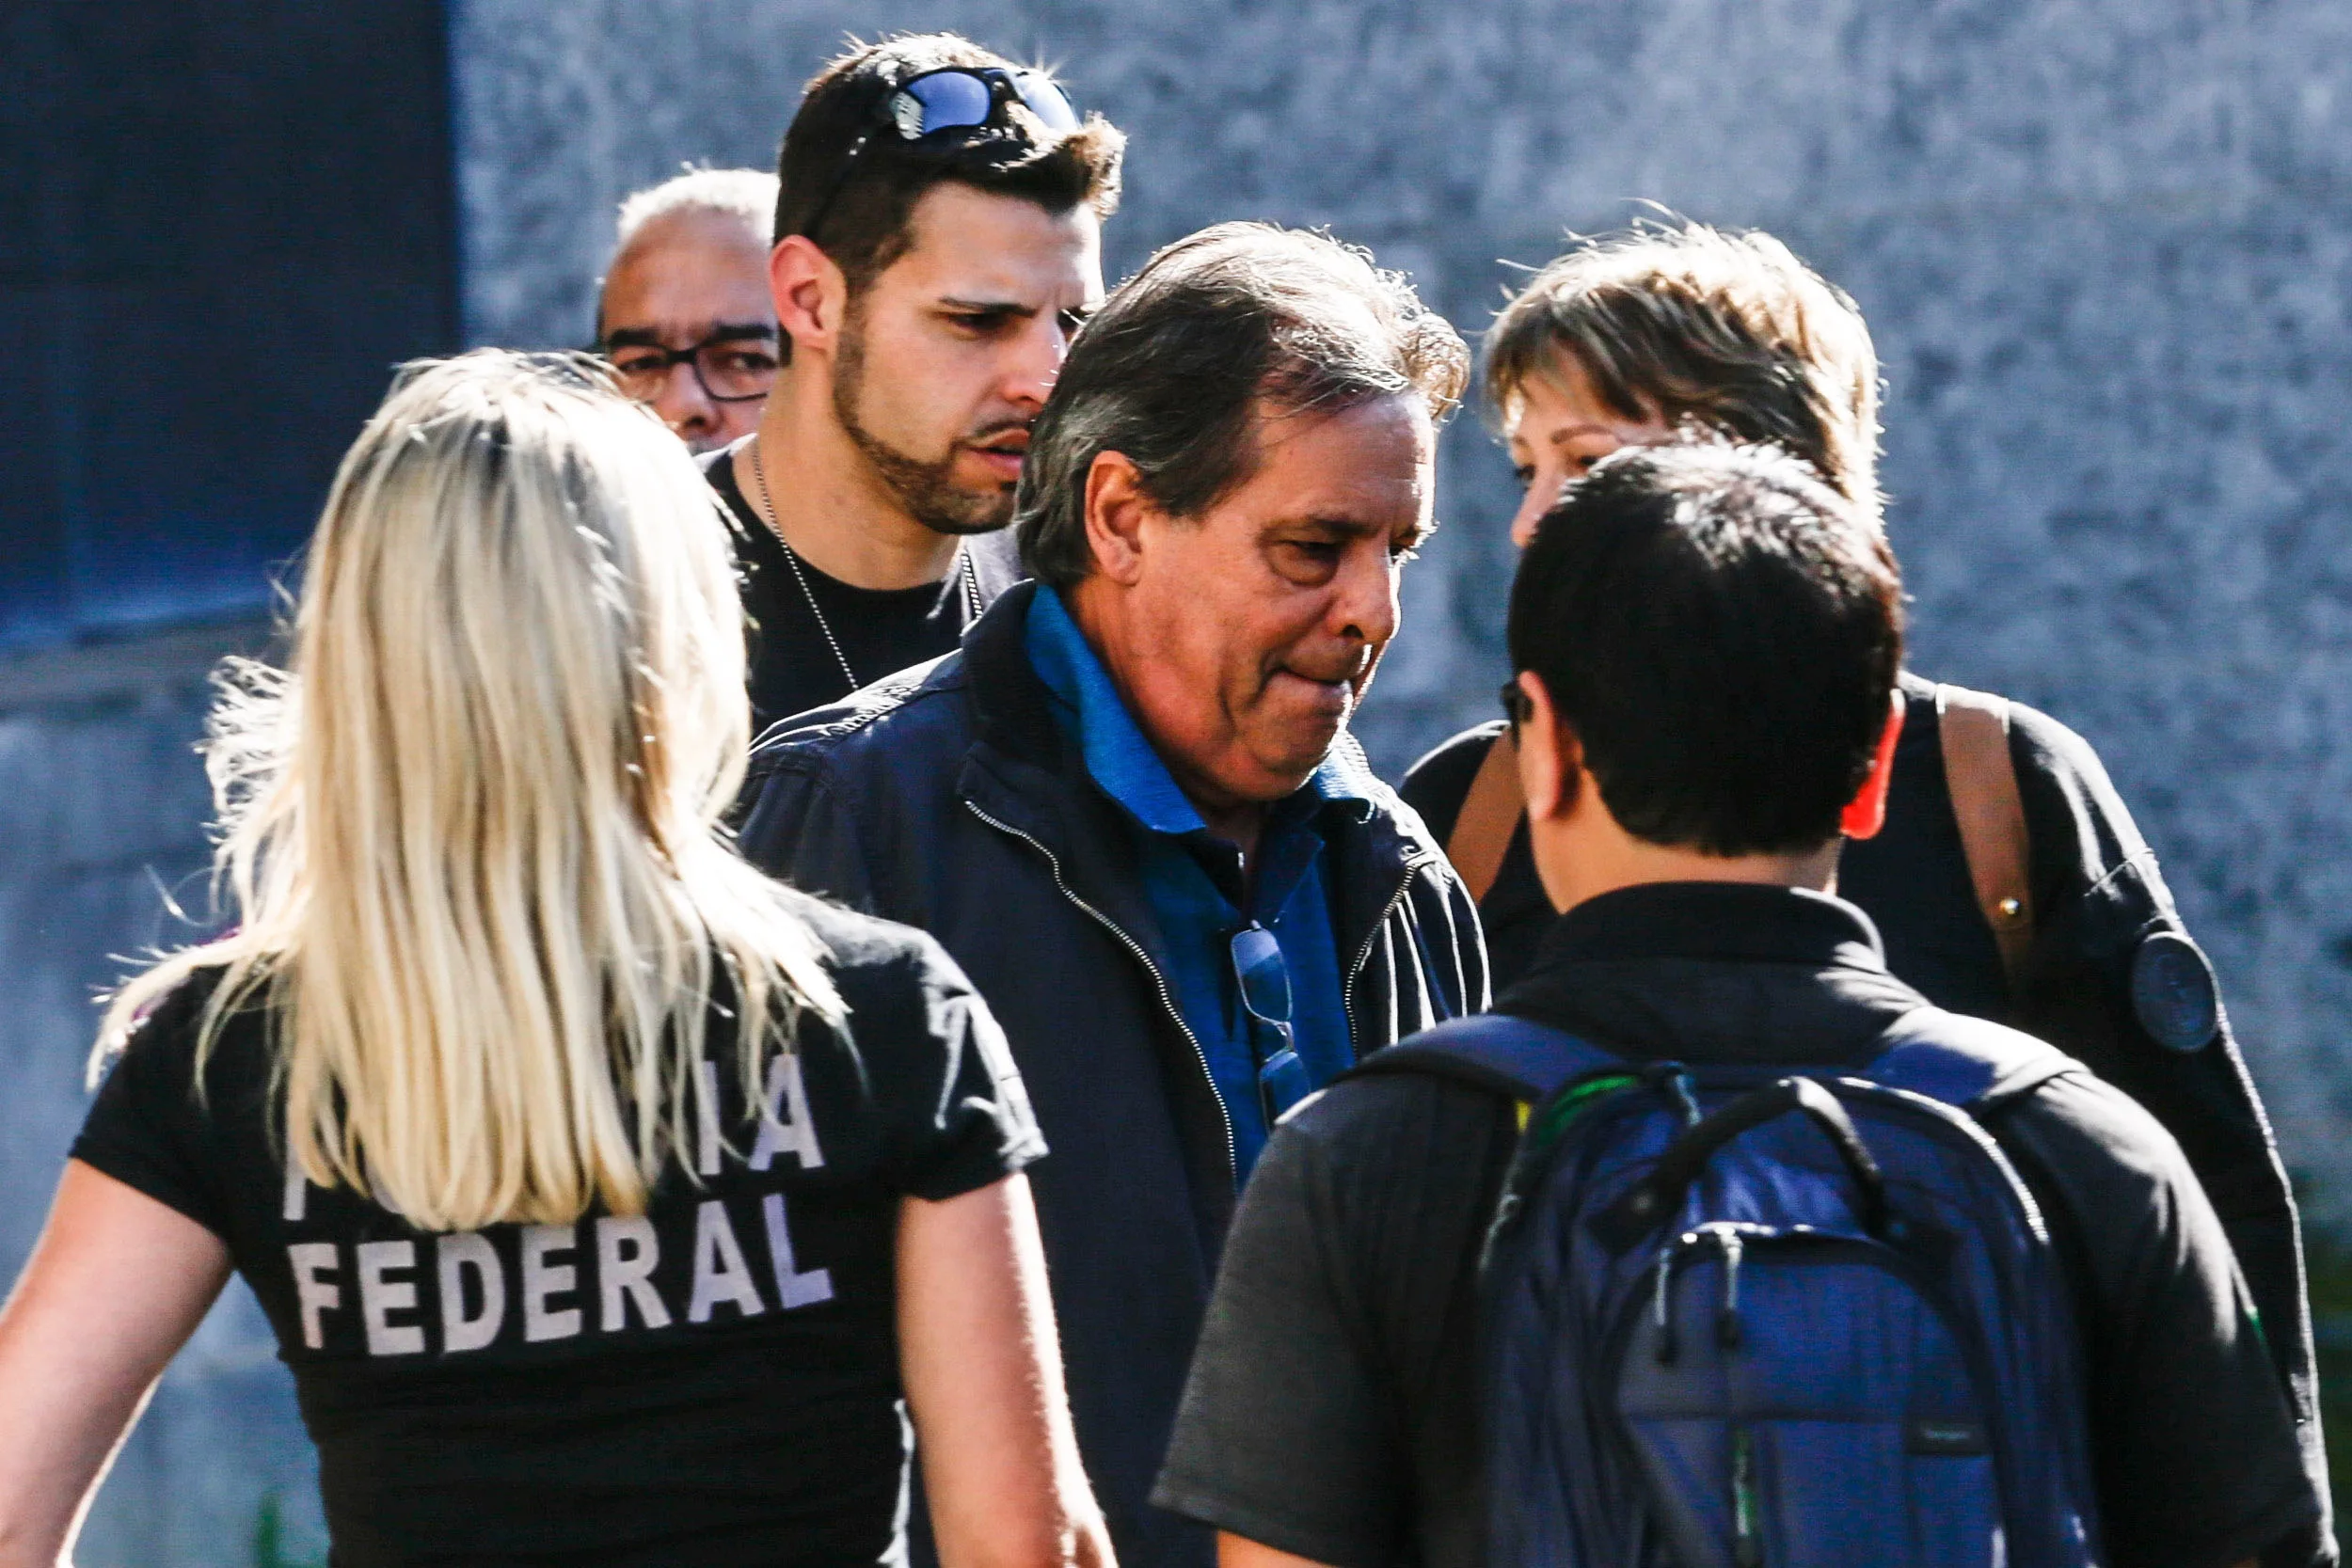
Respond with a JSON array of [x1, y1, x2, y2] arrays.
[[2130, 931, 2220, 1053]]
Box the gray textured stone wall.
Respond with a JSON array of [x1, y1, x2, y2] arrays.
[[452, 0, 2352, 1216], [0, 626, 326, 1565]]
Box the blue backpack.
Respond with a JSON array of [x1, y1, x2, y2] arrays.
[[1355, 1009, 2104, 1568]]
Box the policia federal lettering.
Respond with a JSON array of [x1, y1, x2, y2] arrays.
[[70, 920, 1043, 1562], [275, 1049, 832, 1358]]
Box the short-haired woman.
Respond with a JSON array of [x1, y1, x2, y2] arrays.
[[1406, 220, 1887, 988], [0, 352, 1111, 1568]]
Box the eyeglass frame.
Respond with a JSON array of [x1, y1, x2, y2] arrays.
[[794, 66, 1082, 246], [595, 326, 783, 404], [1501, 675, 1533, 727], [1230, 923, 1313, 1130]]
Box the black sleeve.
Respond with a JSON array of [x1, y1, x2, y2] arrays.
[[1397, 722, 1506, 847], [828, 921, 1046, 1202], [1155, 1076, 1511, 1568], [69, 976, 234, 1241], [1152, 1116, 1406, 1568], [1993, 1072, 2323, 1568], [2007, 704, 2276, 1195], [2006, 701, 2328, 1560]]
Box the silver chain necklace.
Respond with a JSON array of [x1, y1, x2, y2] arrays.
[[748, 439, 983, 698]]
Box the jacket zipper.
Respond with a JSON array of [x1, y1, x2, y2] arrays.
[[962, 799, 1237, 1184], [1343, 855, 1433, 1034]]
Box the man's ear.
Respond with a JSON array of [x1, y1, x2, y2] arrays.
[[1839, 689, 1906, 841], [769, 235, 846, 358], [1082, 451, 1154, 586], [1515, 671, 1584, 822]]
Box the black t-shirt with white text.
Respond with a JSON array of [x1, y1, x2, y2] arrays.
[[72, 894, 1044, 1567], [705, 444, 1023, 736]]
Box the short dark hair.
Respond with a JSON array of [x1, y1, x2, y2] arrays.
[[774, 34, 1124, 297], [1016, 222, 1469, 590], [1506, 442, 1903, 855]]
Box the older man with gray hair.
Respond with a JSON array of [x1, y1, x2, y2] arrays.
[[735, 221, 1487, 1568], [596, 166, 781, 452]]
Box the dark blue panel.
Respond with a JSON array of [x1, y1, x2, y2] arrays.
[[0, 0, 459, 652]]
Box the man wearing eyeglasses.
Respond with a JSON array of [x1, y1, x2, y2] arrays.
[[737, 223, 1489, 1568], [596, 167, 781, 455], [706, 35, 1124, 734]]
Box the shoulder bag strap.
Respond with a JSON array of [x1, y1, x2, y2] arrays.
[[1935, 683, 2036, 992], [1446, 731, 1524, 906], [1348, 1013, 1623, 1104]]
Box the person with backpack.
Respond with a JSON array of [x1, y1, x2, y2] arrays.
[[0, 352, 1110, 1568], [1399, 222, 2326, 1531], [1154, 442, 2323, 1568]]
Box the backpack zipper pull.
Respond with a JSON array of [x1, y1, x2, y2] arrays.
[[1716, 1229, 1744, 1352], [1652, 1242, 1683, 1364], [1732, 1425, 1763, 1566], [1645, 1060, 1704, 1127]]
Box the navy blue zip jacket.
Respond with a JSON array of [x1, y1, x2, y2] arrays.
[[733, 581, 1490, 1568]]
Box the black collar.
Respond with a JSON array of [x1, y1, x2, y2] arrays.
[[1499, 881, 1925, 1067], [961, 579, 1072, 771], [1534, 881, 1890, 973]]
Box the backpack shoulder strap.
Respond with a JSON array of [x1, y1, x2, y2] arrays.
[[1445, 731, 1524, 905], [1935, 682, 2037, 991], [1348, 1012, 1622, 1103], [1864, 1006, 2077, 1113]]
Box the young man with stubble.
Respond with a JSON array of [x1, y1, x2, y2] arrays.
[[712, 34, 1123, 733]]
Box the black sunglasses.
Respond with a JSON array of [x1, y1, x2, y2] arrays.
[[1231, 924, 1312, 1129], [797, 67, 1082, 245], [1501, 677, 1533, 727]]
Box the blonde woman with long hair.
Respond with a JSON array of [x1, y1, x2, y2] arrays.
[[0, 352, 1110, 1568]]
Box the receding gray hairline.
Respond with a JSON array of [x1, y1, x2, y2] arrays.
[[613, 167, 779, 253]]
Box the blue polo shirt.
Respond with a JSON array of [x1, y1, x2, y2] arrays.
[[1025, 586, 1359, 1181]]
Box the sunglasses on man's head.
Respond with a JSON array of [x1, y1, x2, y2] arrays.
[[884, 67, 1078, 140], [797, 66, 1082, 245]]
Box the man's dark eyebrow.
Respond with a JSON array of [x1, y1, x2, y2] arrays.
[[936, 296, 1039, 319], [599, 322, 777, 349]]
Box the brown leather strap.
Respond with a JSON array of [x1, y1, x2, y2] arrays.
[[1446, 731, 1524, 905], [1935, 684, 2035, 991]]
